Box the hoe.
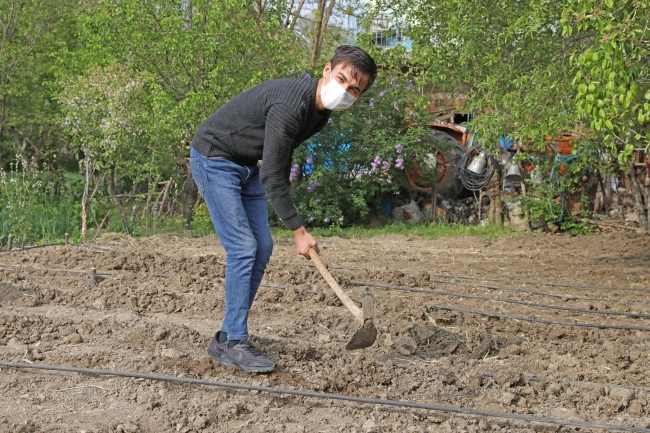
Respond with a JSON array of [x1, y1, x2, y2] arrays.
[[308, 249, 377, 350]]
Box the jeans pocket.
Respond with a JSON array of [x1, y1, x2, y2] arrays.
[[189, 158, 205, 198]]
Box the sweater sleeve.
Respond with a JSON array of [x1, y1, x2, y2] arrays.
[[260, 104, 303, 231]]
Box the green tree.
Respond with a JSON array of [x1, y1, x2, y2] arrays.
[[58, 63, 155, 239], [0, 0, 78, 169], [76, 0, 306, 225], [371, 0, 580, 148], [290, 72, 436, 227], [564, 1, 649, 161]]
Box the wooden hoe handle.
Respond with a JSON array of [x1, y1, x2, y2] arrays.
[[308, 248, 364, 324]]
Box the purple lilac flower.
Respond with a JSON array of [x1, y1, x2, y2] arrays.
[[393, 83, 400, 88], [324, 217, 330, 223], [338, 217, 344, 222], [307, 180, 321, 192], [289, 164, 299, 181], [379, 91, 386, 97], [309, 215, 314, 221], [407, 79, 415, 91], [306, 156, 313, 164], [394, 103, 399, 111], [327, 118, 333, 124], [370, 155, 382, 173], [315, 198, 321, 203], [369, 97, 375, 108], [388, 175, 393, 180], [302, 73, 311, 80], [395, 144, 404, 153], [382, 161, 391, 170], [396, 158, 405, 169], [410, 111, 417, 119]]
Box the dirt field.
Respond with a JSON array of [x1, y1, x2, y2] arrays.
[[1, 230, 650, 432]]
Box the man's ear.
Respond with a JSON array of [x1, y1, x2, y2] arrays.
[[322, 62, 332, 77]]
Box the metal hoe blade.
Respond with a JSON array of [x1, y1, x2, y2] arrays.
[[308, 249, 378, 350], [346, 319, 377, 350]]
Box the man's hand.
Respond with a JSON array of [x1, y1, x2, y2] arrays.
[[292, 226, 318, 259]]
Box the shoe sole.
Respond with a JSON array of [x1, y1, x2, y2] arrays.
[[208, 344, 276, 373]]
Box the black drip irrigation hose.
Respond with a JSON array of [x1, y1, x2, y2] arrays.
[[292, 262, 650, 292], [429, 273, 650, 292], [432, 304, 650, 332], [4, 262, 650, 326], [351, 281, 650, 319], [0, 242, 65, 253], [6, 241, 647, 292], [1, 361, 648, 433], [293, 263, 650, 304], [479, 373, 650, 394]]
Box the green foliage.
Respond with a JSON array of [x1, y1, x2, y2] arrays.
[[271, 220, 518, 241], [521, 141, 606, 227], [564, 0, 650, 161], [0, 0, 79, 169], [191, 202, 216, 237], [80, 0, 305, 140], [289, 72, 436, 228], [372, 0, 578, 149], [0, 156, 79, 244]]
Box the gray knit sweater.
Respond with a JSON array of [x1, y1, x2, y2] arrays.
[[192, 77, 330, 231]]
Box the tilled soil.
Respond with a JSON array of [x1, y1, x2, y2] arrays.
[[1, 231, 650, 432]]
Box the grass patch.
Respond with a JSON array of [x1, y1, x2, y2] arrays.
[[271, 222, 521, 241]]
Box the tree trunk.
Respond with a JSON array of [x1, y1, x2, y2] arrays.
[[81, 156, 90, 243], [181, 161, 198, 228], [604, 173, 612, 214], [646, 183, 650, 234], [626, 160, 648, 233], [309, 0, 335, 69], [288, 0, 306, 30], [109, 167, 132, 236]]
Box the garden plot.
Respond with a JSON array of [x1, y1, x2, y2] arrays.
[[1, 232, 650, 432]]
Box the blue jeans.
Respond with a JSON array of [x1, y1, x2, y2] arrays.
[[189, 148, 274, 341]]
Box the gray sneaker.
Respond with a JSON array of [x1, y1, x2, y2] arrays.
[[207, 331, 277, 373], [207, 331, 228, 361]]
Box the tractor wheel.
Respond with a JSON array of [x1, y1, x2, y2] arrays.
[[405, 129, 465, 199]]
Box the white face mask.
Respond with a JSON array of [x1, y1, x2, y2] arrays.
[[321, 71, 357, 111]]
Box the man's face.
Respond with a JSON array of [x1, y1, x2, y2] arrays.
[[323, 62, 370, 99]]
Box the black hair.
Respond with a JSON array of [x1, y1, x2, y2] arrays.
[[329, 45, 377, 91]]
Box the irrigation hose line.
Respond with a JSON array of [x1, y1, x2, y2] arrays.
[[351, 281, 650, 319], [479, 373, 650, 394], [432, 304, 650, 332], [4, 241, 647, 293], [4, 262, 650, 328], [0, 261, 639, 304], [1, 362, 648, 432], [291, 262, 650, 292]]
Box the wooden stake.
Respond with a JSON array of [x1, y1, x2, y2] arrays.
[[64, 233, 69, 246], [90, 268, 97, 287], [7, 234, 12, 251]]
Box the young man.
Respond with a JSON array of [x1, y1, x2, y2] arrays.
[[190, 46, 377, 373]]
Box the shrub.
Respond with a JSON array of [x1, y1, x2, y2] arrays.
[[288, 74, 437, 228]]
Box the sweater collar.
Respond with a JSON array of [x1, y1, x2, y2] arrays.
[[311, 77, 330, 116]]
